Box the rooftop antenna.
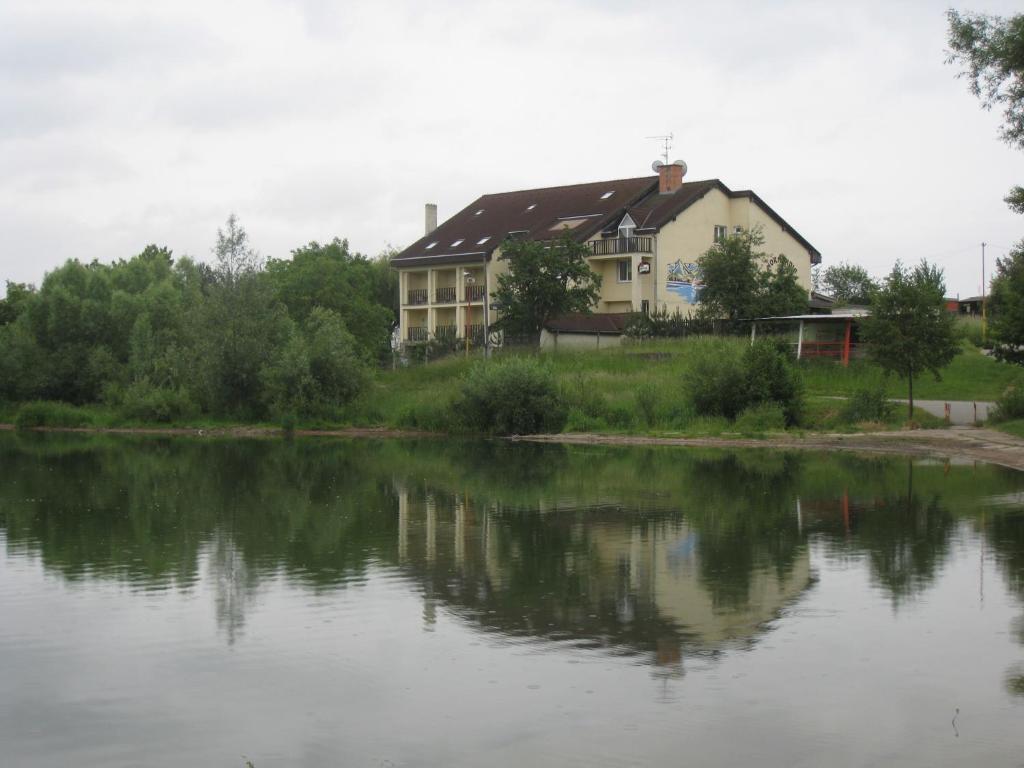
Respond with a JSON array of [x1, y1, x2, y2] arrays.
[[646, 133, 674, 166]]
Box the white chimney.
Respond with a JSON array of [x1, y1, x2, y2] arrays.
[[425, 203, 437, 235]]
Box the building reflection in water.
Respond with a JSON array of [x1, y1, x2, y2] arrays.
[[394, 484, 812, 675]]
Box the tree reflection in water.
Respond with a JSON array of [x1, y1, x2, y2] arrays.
[[2, 433, 1024, 671]]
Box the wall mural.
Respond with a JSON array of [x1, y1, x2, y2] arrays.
[[666, 260, 702, 303]]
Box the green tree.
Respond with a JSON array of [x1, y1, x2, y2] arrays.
[[989, 239, 1024, 364], [264, 238, 394, 360], [946, 10, 1024, 212], [493, 233, 602, 337], [696, 228, 806, 320], [861, 260, 961, 420], [821, 261, 877, 305]]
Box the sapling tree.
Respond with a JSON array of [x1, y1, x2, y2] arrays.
[[861, 260, 961, 420]]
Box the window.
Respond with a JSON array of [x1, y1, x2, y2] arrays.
[[714, 225, 727, 242], [525, 203, 537, 211], [426, 241, 438, 249], [641, 300, 650, 315], [617, 259, 632, 282], [618, 213, 636, 239], [550, 217, 588, 231], [476, 236, 490, 245], [601, 190, 615, 200], [474, 209, 484, 216], [451, 238, 464, 247]]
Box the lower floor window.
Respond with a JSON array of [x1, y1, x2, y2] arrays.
[[617, 259, 632, 282]]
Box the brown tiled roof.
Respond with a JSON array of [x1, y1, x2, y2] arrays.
[[393, 175, 821, 266], [392, 176, 657, 267], [545, 312, 631, 334]]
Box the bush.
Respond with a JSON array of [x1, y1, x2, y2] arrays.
[[684, 339, 803, 425], [453, 357, 567, 435], [14, 401, 93, 430], [683, 339, 748, 420], [992, 385, 1024, 423], [840, 384, 894, 424], [635, 381, 659, 427], [734, 402, 786, 433], [742, 340, 803, 425], [120, 380, 198, 423]]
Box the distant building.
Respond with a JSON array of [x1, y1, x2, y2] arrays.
[[391, 162, 821, 348]]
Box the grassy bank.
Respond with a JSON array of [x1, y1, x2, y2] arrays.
[[6, 338, 1018, 438]]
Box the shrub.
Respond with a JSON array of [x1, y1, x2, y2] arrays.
[[734, 402, 786, 433], [14, 401, 93, 430], [742, 340, 803, 425], [992, 385, 1024, 423], [120, 380, 198, 423], [683, 339, 747, 420], [635, 381, 659, 427], [840, 384, 895, 424], [453, 357, 567, 435], [683, 339, 803, 425]]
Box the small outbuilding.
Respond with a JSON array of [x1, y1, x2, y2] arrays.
[[751, 308, 869, 365]]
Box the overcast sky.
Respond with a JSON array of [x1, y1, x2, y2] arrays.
[[3, 0, 1023, 298]]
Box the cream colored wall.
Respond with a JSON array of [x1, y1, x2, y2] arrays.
[[539, 329, 624, 351], [655, 188, 815, 316], [741, 198, 814, 293]]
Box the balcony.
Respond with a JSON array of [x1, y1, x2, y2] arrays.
[[435, 286, 456, 304], [407, 326, 428, 342], [589, 236, 653, 257], [465, 285, 486, 302], [464, 324, 485, 346], [406, 288, 428, 306], [434, 325, 457, 341]]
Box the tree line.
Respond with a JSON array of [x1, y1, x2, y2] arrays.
[[0, 216, 397, 421]]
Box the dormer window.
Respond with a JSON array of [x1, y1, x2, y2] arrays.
[[451, 239, 464, 248], [618, 213, 637, 239]]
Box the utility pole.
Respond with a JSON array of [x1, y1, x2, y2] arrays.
[[982, 241, 987, 342]]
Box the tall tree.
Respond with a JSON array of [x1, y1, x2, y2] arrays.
[[946, 10, 1024, 212], [861, 260, 961, 420], [988, 239, 1024, 364], [696, 228, 807, 320], [821, 262, 877, 305], [493, 233, 602, 337]]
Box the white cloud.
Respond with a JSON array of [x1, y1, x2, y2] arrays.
[[1, 0, 1023, 297]]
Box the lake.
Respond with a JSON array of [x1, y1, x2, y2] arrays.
[[1, 433, 1022, 767]]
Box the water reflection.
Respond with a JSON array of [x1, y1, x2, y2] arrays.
[[2, 433, 1024, 661]]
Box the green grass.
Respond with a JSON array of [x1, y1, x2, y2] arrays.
[[6, 337, 1021, 438], [800, 342, 1022, 401], [993, 419, 1024, 439]]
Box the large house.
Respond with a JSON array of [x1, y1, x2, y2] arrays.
[[391, 162, 821, 347]]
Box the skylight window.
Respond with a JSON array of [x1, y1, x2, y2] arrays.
[[474, 209, 484, 216], [601, 191, 615, 199], [451, 239, 464, 247], [525, 203, 537, 211], [426, 241, 438, 249], [476, 236, 491, 245]]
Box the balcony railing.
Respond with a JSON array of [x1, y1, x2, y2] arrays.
[[435, 286, 456, 304], [434, 325, 457, 341], [406, 288, 428, 305], [465, 285, 486, 302], [464, 324, 485, 346], [407, 326, 428, 342], [589, 236, 653, 256]]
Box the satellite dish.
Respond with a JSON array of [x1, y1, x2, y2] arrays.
[[673, 160, 688, 175], [651, 160, 664, 172]]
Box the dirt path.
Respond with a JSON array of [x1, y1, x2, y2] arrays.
[[4, 423, 1024, 471], [520, 427, 1024, 472]]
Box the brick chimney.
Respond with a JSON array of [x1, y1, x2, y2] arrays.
[[657, 160, 687, 194], [425, 203, 437, 235]]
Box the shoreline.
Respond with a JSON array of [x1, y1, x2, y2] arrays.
[[4, 422, 1024, 471]]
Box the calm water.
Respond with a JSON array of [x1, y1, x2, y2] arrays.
[[1, 434, 1023, 767]]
